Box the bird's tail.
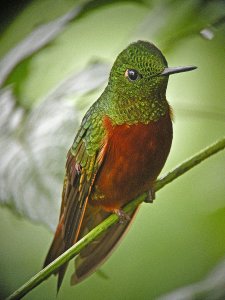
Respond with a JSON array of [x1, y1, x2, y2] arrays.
[[43, 215, 69, 291], [70, 204, 139, 285], [43, 204, 139, 289]]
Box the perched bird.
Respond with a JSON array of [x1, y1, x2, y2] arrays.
[[44, 40, 196, 290]]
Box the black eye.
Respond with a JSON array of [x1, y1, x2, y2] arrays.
[[125, 69, 141, 81]]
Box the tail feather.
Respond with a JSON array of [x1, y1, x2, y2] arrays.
[[43, 216, 65, 272], [43, 204, 139, 288], [71, 205, 139, 285], [43, 215, 69, 291]]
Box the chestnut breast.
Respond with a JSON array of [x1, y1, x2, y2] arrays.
[[90, 112, 173, 211]]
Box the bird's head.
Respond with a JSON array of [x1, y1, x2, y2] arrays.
[[109, 40, 196, 101]]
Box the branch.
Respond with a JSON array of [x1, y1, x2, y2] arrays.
[[6, 137, 225, 300]]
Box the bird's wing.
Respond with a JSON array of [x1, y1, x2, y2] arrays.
[[43, 106, 106, 290]]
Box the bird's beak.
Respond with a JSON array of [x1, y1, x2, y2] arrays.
[[161, 65, 197, 76]]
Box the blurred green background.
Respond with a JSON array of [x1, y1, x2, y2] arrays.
[[0, 0, 225, 299]]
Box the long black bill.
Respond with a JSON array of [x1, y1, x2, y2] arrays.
[[161, 65, 197, 76]]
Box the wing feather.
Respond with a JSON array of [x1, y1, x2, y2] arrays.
[[44, 105, 106, 290]]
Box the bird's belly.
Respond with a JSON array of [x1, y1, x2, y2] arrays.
[[90, 113, 172, 211]]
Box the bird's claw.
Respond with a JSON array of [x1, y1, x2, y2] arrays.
[[114, 209, 131, 224], [144, 188, 155, 203]]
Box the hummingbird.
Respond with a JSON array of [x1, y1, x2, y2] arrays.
[[44, 40, 196, 290]]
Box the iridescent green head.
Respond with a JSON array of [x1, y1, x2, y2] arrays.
[[109, 40, 196, 101], [103, 40, 196, 124]]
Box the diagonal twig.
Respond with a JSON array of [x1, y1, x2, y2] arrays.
[[6, 136, 225, 300]]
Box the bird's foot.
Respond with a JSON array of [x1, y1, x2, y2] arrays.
[[114, 209, 131, 224], [144, 188, 155, 203]]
